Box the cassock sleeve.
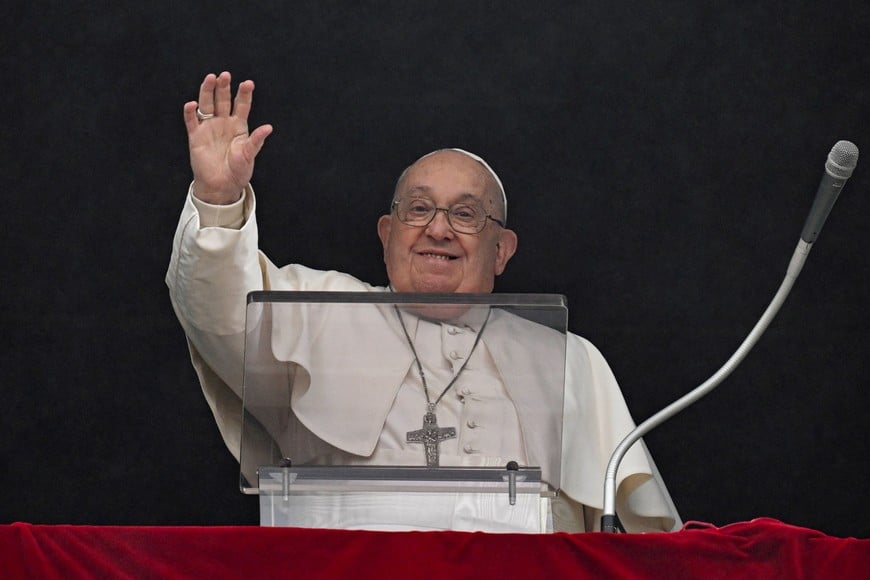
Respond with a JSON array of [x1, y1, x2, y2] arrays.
[[561, 334, 677, 531]]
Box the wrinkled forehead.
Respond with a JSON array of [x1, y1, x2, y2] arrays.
[[395, 148, 508, 222]]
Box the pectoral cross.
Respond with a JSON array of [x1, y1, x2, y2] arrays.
[[406, 408, 456, 467]]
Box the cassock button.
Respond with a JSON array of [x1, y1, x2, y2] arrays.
[[449, 350, 462, 360], [459, 387, 472, 396], [467, 419, 478, 428], [447, 326, 461, 335], [463, 444, 478, 454]]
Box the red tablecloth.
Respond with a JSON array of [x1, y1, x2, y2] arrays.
[[1, 518, 867, 579]]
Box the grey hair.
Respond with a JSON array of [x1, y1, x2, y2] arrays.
[[392, 148, 508, 224]]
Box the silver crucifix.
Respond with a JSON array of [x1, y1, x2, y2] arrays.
[[406, 410, 456, 467]]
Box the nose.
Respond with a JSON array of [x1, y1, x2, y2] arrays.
[[425, 208, 455, 239]]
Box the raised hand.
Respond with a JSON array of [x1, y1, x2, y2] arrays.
[[183, 71, 273, 205]]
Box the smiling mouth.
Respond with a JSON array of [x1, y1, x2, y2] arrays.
[[419, 252, 457, 261]]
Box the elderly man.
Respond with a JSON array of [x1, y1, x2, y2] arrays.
[[168, 72, 676, 532]]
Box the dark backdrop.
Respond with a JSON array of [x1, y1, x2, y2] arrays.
[[2, 1, 868, 537]]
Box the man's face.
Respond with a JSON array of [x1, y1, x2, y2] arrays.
[[377, 151, 517, 293]]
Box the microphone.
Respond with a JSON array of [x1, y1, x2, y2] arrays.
[[801, 140, 860, 243], [600, 140, 859, 533]]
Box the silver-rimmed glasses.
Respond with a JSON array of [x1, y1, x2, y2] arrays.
[[392, 197, 505, 234]]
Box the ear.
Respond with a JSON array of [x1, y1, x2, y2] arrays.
[[493, 228, 518, 276], [377, 214, 392, 255]]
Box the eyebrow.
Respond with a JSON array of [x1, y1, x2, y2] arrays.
[[402, 186, 483, 203]]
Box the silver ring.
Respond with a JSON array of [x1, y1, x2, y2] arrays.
[[195, 107, 215, 122]]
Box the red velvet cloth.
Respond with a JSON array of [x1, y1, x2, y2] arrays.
[[1, 518, 867, 579]]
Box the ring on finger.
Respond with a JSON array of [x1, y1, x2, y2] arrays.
[[196, 107, 215, 122]]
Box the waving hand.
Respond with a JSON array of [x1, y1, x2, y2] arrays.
[[183, 71, 273, 204]]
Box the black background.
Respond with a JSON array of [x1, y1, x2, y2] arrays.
[[1, 2, 868, 537]]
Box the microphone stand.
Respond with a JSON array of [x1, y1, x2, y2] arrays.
[[600, 140, 857, 533], [601, 240, 811, 533]]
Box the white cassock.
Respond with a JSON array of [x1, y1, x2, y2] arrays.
[[167, 186, 678, 532]]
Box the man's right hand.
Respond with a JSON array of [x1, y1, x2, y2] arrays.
[[183, 71, 273, 205]]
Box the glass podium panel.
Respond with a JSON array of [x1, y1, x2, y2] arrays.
[[240, 291, 568, 531]]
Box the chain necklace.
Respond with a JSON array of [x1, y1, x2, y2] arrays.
[[395, 305, 491, 466]]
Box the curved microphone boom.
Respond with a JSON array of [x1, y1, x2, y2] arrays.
[[601, 140, 859, 533]]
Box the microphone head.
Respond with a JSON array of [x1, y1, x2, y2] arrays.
[[826, 140, 859, 179]]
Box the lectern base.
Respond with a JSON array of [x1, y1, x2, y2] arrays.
[[260, 490, 552, 532]]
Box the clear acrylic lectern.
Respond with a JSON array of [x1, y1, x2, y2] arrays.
[[240, 291, 568, 532]]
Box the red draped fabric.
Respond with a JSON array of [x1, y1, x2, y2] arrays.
[[1, 518, 867, 579]]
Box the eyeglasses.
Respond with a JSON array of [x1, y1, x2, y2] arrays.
[[392, 197, 505, 234]]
